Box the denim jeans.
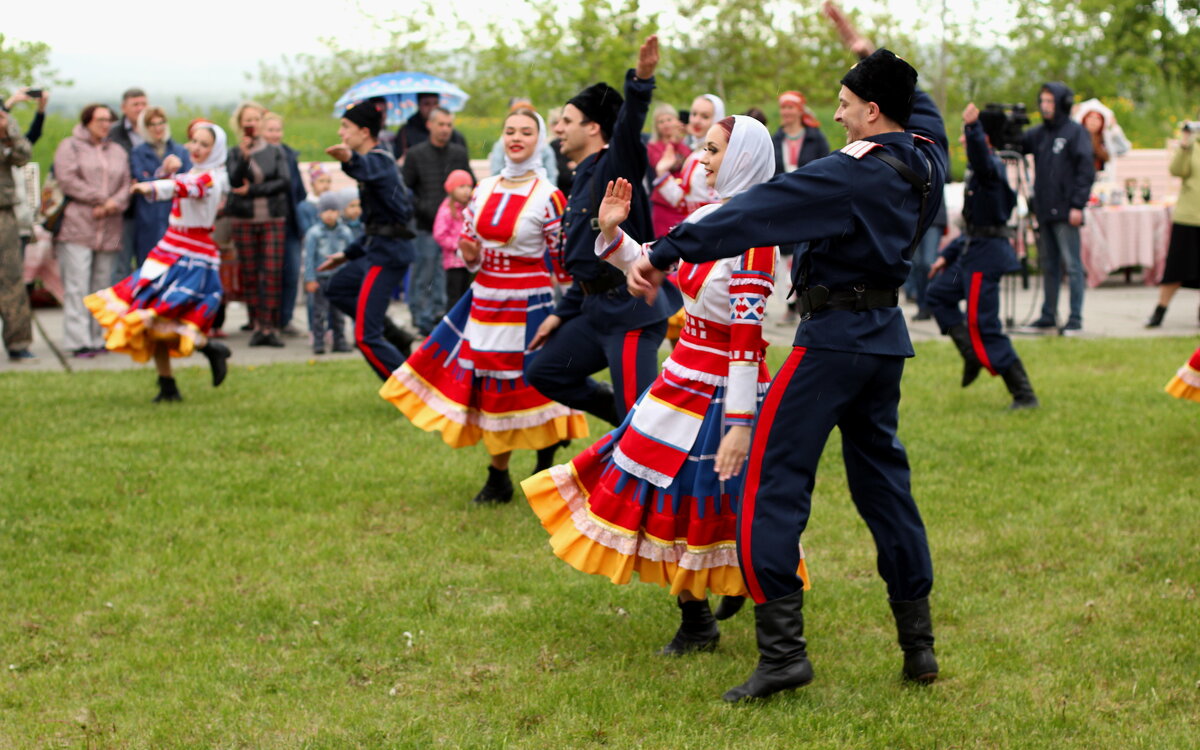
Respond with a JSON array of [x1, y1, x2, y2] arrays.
[[407, 230, 446, 335], [1037, 221, 1084, 327], [279, 231, 302, 329]]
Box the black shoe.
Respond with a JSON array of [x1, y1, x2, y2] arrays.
[[261, 332, 285, 348], [580, 380, 621, 426], [660, 598, 720, 656], [912, 309, 932, 322], [313, 346, 326, 355], [7, 349, 35, 361], [332, 340, 354, 353], [1001, 357, 1039, 410], [1145, 305, 1167, 328], [714, 595, 746, 621], [532, 440, 570, 476], [240, 322, 254, 332], [1018, 318, 1057, 334], [153, 375, 183, 403], [946, 324, 983, 388], [248, 330, 267, 347], [472, 466, 513, 505], [890, 598, 938, 683], [383, 317, 416, 358], [198, 340, 231, 387], [722, 589, 813, 702]]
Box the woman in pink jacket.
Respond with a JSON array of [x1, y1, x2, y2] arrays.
[[53, 104, 131, 357]]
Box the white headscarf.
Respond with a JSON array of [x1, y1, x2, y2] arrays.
[[190, 121, 230, 192], [714, 115, 775, 200], [500, 111, 549, 180], [701, 94, 726, 124]]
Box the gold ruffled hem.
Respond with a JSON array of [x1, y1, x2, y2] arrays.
[[521, 469, 810, 600], [84, 291, 199, 363], [1165, 376, 1200, 403], [380, 377, 588, 455]]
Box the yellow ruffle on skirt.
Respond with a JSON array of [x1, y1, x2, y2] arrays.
[[522, 465, 810, 600], [85, 289, 200, 363]]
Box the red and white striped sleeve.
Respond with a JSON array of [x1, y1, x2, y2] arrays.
[[725, 246, 777, 425], [543, 189, 571, 284]]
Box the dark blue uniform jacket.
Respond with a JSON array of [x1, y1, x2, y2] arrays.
[[650, 89, 948, 357], [342, 147, 414, 267], [942, 119, 1020, 274], [554, 70, 681, 327]]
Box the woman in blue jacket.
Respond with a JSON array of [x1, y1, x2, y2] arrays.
[[130, 107, 192, 265]]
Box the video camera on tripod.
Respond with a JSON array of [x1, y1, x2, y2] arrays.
[[979, 103, 1030, 153]]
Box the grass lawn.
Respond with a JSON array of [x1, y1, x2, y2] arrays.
[[1, 336, 1198, 749]]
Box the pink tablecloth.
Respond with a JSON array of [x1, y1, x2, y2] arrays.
[[1080, 204, 1173, 287]]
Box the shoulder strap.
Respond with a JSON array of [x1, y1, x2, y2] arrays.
[[868, 148, 932, 261]]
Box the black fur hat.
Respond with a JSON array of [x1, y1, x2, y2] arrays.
[[840, 49, 918, 127], [342, 97, 385, 137], [567, 82, 624, 141]]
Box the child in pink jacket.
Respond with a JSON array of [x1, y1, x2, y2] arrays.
[[433, 169, 474, 311]]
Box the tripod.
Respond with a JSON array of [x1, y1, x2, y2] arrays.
[[996, 149, 1042, 329]]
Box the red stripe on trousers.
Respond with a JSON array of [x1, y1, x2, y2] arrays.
[[967, 272, 996, 376], [740, 346, 807, 604], [621, 330, 642, 412], [356, 265, 389, 377]]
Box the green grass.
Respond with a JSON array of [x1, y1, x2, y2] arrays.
[[1, 336, 1198, 748]]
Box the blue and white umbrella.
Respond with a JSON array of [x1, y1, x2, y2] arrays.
[[332, 72, 470, 128]]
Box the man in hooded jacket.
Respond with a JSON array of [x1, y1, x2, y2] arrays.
[[1021, 82, 1094, 335]]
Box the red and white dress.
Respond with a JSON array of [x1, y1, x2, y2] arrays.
[[652, 149, 719, 342], [522, 203, 808, 598], [85, 170, 225, 361], [379, 174, 588, 454]]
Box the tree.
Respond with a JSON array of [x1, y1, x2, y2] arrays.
[[0, 34, 70, 96]]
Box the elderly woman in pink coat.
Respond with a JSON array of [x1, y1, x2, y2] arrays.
[[53, 103, 131, 357]]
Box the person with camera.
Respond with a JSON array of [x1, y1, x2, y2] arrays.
[[226, 101, 292, 347], [0, 100, 35, 360], [1020, 83, 1094, 336], [1145, 122, 1200, 328], [4, 87, 49, 146], [926, 102, 1038, 409]]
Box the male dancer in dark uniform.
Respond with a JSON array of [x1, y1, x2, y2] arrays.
[[926, 102, 1038, 409], [525, 36, 682, 431], [629, 31, 945, 700], [319, 101, 416, 381]]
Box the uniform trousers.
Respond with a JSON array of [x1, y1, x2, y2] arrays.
[[58, 241, 115, 351], [0, 208, 33, 351], [927, 262, 1018, 375], [738, 346, 933, 604], [525, 311, 666, 424], [326, 255, 408, 380]]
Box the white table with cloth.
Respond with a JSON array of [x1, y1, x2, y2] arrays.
[[1080, 203, 1174, 287]]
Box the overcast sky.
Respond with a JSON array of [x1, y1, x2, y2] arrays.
[[11, 0, 963, 106]]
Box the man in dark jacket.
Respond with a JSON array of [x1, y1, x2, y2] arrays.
[[401, 108, 474, 335], [1021, 82, 1094, 335], [392, 93, 468, 161], [106, 87, 147, 284]]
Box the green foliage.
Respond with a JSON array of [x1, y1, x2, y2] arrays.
[[0, 33, 70, 96], [1, 338, 1198, 747]]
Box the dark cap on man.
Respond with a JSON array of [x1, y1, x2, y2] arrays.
[[343, 99, 384, 137], [840, 48, 918, 127], [567, 82, 624, 140]]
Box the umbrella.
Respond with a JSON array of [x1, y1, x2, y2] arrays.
[[332, 72, 470, 128]]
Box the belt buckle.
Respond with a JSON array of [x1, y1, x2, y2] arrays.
[[852, 283, 867, 312]]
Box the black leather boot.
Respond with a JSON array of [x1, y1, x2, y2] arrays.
[[659, 597, 720, 656], [383, 317, 416, 358], [1145, 305, 1167, 328], [946, 324, 983, 387], [722, 589, 813, 702], [472, 466, 513, 504], [714, 596, 746, 621], [1001, 357, 1039, 410], [199, 340, 231, 387], [153, 376, 182, 403], [579, 380, 621, 426], [890, 597, 938, 683], [532, 440, 570, 475]]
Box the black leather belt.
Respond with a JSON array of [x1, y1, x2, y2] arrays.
[[578, 272, 626, 295], [965, 224, 1012, 239], [365, 222, 415, 240], [798, 285, 899, 318]]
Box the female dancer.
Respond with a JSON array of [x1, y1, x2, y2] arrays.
[[651, 95, 722, 221], [85, 121, 231, 401], [1165, 345, 1200, 403], [522, 116, 808, 654], [380, 108, 588, 504]]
